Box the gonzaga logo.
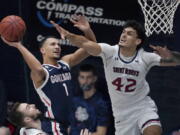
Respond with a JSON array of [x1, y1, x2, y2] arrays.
[[36, 0, 103, 27]]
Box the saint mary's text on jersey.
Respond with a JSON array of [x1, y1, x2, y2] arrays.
[[113, 67, 139, 77]]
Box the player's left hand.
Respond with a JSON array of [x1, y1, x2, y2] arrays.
[[80, 129, 92, 135], [50, 21, 70, 39], [70, 14, 90, 32], [1, 36, 22, 48], [150, 45, 172, 59]]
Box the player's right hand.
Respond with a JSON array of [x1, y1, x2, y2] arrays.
[[1, 36, 21, 48], [70, 14, 90, 32], [50, 20, 70, 40], [150, 44, 172, 59]]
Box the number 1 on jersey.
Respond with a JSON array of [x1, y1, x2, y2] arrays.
[[63, 83, 69, 96]]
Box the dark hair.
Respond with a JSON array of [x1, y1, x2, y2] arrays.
[[8, 102, 25, 127], [39, 36, 58, 48], [123, 20, 147, 50], [79, 64, 97, 75]]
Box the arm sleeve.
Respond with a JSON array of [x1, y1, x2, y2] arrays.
[[98, 43, 116, 67], [142, 52, 161, 70], [98, 43, 114, 58]]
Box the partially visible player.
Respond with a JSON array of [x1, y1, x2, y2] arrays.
[[49, 20, 180, 135], [8, 102, 51, 135], [1, 15, 96, 135], [8, 102, 92, 135]]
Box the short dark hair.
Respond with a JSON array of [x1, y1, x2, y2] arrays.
[[8, 102, 25, 127], [79, 64, 97, 75], [123, 20, 147, 50], [39, 36, 58, 48]]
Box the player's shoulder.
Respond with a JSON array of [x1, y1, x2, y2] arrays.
[[93, 94, 110, 112], [98, 43, 119, 56], [98, 43, 118, 48], [72, 96, 85, 105], [73, 96, 83, 101], [139, 48, 158, 58], [92, 92, 108, 105]]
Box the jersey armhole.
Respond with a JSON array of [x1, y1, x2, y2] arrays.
[[33, 67, 49, 90]]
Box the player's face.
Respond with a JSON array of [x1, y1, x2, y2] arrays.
[[18, 103, 41, 120], [118, 27, 141, 49], [78, 71, 96, 90], [41, 38, 61, 59]]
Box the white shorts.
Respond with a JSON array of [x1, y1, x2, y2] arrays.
[[114, 96, 161, 135]]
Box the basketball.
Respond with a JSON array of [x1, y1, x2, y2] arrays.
[[0, 15, 26, 42]]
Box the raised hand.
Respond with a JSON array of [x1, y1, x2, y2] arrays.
[[1, 36, 22, 48], [70, 14, 90, 32], [50, 20, 70, 39], [150, 45, 172, 59]]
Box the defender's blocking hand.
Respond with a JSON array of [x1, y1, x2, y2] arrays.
[[50, 21, 70, 39]]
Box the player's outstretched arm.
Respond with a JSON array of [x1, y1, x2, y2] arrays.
[[50, 21, 101, 56], [150, 45, 180, 66], [63, 15, 97, 67], [51, 18, 99, 67], [1, 37, 46, 83], [61, 15, 96, 67]]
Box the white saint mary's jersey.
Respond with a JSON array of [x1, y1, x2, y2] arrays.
[[98, 43, 161, 118]]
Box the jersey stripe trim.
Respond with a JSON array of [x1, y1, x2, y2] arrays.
[[43, 64, 61, 69], [141, 118, 161, 129], [42, 97, 51, 106], [37, 90, 62, 135], [33, 67, 50, 90]]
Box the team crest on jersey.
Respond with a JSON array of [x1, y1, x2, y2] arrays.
[[75, 106, 89, 122]]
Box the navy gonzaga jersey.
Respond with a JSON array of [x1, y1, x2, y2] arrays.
[[35, 60, 73, 133], [41, 119, 62, 135], [20, 120, 63, 135]]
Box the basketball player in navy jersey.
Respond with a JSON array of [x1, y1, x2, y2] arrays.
[[8, 102, 92, 135], [1, 15, 96, 135], [8, 102, 51, 135], [49, 20, 180, 135]]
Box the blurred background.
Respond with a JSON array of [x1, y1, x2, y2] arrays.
[[0, 0, 180, 134]]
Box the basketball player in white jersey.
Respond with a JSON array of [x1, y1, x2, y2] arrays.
[[50, 20, 180, 135]]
